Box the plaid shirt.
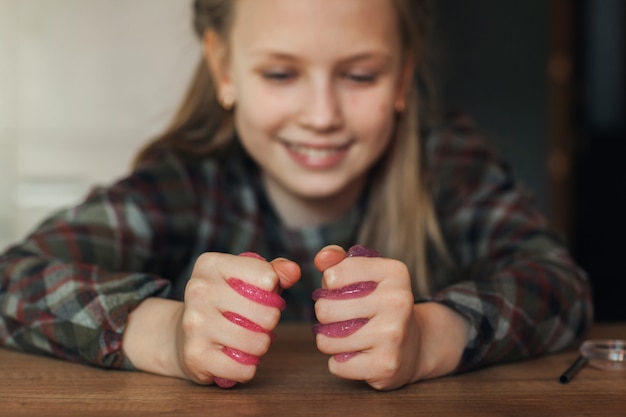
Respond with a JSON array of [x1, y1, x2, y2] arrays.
[[0, 116, 592, 372]]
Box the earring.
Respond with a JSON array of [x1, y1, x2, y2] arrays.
[[394, 98, 406, 113], [220, 92, 235, 110]]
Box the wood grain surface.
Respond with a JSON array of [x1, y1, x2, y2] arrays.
[[1, 323, 625, 416]]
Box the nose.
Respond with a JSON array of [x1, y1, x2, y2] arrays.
[[298, 80, 343, 133]]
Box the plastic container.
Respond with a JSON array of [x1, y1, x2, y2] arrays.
[[580, 339, 626, 371]]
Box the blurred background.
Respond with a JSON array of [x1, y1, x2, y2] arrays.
[[0, 1, 624, 320], [0, 0, 198, 250]]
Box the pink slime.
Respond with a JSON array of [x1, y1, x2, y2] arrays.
[[223, 311, 277, 341], [239, 252, 266, 261], [222, 346, 261, 366], [214, 377, 238, 388], [216, 251, 278, 389], [227, 277, 286, 310]]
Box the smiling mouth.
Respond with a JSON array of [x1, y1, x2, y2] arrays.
[[279, 139, 353, 168], [282, 140, 353, 159]]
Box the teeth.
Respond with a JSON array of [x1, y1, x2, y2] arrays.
[[288, 143, 343, 159]]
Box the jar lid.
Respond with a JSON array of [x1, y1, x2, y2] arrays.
[[580, 339, 626, 371]]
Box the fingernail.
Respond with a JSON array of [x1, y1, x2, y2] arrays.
[[312, 281, 377, 301], [312, 318, 369, 337]]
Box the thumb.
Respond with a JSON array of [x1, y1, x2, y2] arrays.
[[313, 245, 347, 272], [271, 258, 301, 290]]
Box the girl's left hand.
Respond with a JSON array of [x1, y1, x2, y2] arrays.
[[312, 245, 420, 390], [313, 245, 470, 390]]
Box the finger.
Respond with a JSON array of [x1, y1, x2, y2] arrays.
[[314, 319, 374, 355], [313, 260, 384, 324], [181, 334, 256, 386], [314, 296, 376, 323], [314, 245, 347, 272], [209, 330, 266, 385], [217, 310, 275, 356], [209, 346, 259, 384], [330, 347, 408, 391], [235, 252, 282, 292], [327, 350, 387, 386], [271, 258, 301, 289], [322, 256, 410, 291], [319, 321, 387, 382]]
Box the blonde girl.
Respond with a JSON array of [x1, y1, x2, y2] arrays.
[[0, 0, 591, 391]]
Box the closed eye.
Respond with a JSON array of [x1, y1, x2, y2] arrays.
[[344, 73, 377, 84], [262, 71, 296, 83]]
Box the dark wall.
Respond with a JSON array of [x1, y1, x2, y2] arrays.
[[432, 1, 550, 212], [570, 0, 626, 321], [432, 2, 625, 321]]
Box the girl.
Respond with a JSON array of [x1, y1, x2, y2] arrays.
[[0, 0, 591, 390]]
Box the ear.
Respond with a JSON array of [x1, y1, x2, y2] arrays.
[[203, 30, 236, 109], [394, 52, 416, 112]]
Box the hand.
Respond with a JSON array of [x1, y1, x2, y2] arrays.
[[177, 252, 300, 386], [312, 245, 420, 390], [313, 245, 469, 390]]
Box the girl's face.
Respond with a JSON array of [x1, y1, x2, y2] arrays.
[[206, 0, 411, 224]]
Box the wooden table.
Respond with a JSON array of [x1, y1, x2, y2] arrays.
[[1, 324, 625, 417]]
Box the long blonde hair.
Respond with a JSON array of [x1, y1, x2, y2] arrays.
[[134, 0, 447, 296]]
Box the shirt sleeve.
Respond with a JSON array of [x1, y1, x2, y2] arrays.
[[422, 115, 593, 372], [0, 150, 199, 369]]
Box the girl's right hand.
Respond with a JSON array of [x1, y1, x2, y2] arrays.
[[176, 252, 300, 386]]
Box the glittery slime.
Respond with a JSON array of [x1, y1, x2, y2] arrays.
[[227, 277, 286, 310], [313, 245, 380, 363], [312, 281, 377, 301], [222, 346, 261, 365], [346, 244, 380, 258], [223, 311, 277, 341], [312, 318, 370, 337], [214, 377, 237, 388], [216, 252, 280, 388]]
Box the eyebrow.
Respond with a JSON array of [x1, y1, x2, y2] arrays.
[[248, 48, 393, 65]]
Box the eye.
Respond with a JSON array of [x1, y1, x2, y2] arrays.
[[343, 72, 377, 84], [262, 70, 296, 83]]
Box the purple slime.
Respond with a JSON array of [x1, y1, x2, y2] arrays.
[[312, 281, 377, 301], [312, 245, 380, 362], [347, 244, 380, 258], [312, 318, 369, 337], [333, 352, 360, 363]]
